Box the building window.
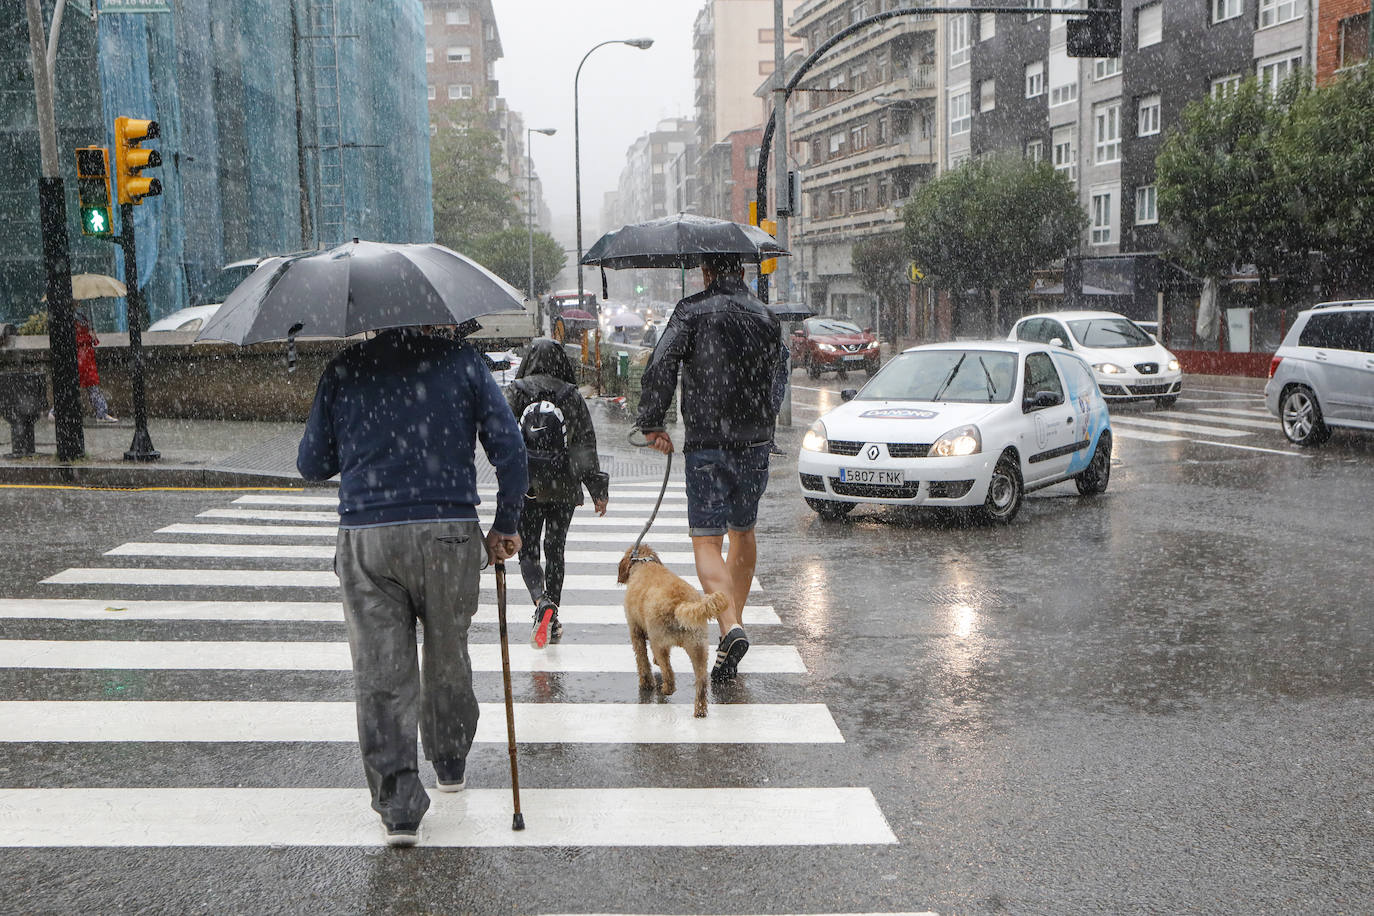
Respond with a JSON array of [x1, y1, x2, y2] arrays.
[[1211, 73, 1242, 98], [759, 60, 775, 76], [1091, 189, 1114, 245], [877, 115, 889, 144], [877, 178, 891, 206], [1258, 0, 1302, 29], [1137, 94, 1160, 136], [447, 46, 471, 63], [829, 131, 845, 154], [1026, 0, 1047, 20], [427, 84, 436, 100], [1340, 14, 1370, 69], [850, 122, 870, 150], [429, 122, 437, 136], [1025, 61, 1045, 98], [1049, 46, 1078, 106], [1258, 51, 1302, 96], [759, 28, 775, 43], [1094, 101, 1121, 163], [1094, 57, 1121, 80], [950, 151, 970, 170], [980, 12, 996, 40], [1137, 3, 1162, 49], [950, 14, 971, 67], [485, 23, 494, 40], [746, 146, 760, 168], [1212, 0, 1242, 23], [446, 8, 470, 26], [1053, 125, 1077, 181], [425, 47, 434, 64], [447, 84, 472, 100], [828, 187, 847, 217], [980, 78, 996, 112], [1026, 138, 1045, 163], [852, 183, 868, 211], [949, 87, 971, 135], [1135, 184, 1158, 224]]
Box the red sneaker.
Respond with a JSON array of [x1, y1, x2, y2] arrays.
[[530, 600, 560, 649]]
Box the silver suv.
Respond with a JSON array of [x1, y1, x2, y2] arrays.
[[1265, 301, 1374, 446]]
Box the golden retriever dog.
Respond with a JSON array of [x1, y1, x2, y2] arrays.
[[617, 545, 728, 717]]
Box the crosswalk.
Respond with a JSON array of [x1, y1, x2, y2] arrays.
[[1108, 397, 1309, 457], [1, 479, 896, 852]]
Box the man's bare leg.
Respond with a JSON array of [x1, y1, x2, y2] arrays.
[[692, 534, 738, 636], [724, 527, 757, 630]]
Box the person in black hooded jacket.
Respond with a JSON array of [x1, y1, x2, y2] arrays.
[[505, 338, 610, 648]]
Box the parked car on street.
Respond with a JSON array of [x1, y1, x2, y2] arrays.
[[1264, 300, 1374, 446], [798, 341, 1112, 524], [1009, 310, 1183, 407], [790, 317, 880, 378], [147, 304, 221, 333]]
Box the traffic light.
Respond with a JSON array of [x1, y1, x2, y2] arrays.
[[114, 116, 162, 205], [74, 147, 113, 237], [1066, 0, 1121, 58], [759, 218, 777, 276]]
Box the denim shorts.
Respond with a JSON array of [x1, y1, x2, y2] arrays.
[[684, 443, 771, 537]]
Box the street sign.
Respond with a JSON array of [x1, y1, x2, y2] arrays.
[[908, 262, 925, 283]]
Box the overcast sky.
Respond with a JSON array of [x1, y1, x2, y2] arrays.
[[493, 0, 701, 242]]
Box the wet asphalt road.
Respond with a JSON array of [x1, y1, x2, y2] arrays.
[[0, 377, 1371, 915]]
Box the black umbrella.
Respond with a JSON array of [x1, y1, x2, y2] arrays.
[[580, 214, 789, 270], [196, 239, 525, 345]]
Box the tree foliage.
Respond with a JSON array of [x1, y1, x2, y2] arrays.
[[851, 234, 908, 337], [430, 101, 520, 251], [901, 155, 1086, 293], [465, 227, 567, 298]]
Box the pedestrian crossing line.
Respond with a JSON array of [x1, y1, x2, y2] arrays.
[[157, 523, 699, 544], [0, 787, 896, 847], [197, 508, 691, 525], [0, 640, 807, 674], [1152, 409, 1278, 430], [0, 599, 784, 626], [233, 494, 690, 508], [106, 542, 704, 567], [1108, 416, 1250, 437], [1194, 406, 1275, 419], [0, 701, 843, 744], [1110, 427, 1183, 443], [41, 568, 762, 594]]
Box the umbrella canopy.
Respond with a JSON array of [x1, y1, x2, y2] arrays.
[[604, 309, 645, 328], [581, 213, 789, 270], [196, 239, 525, 345], [41, 274, 127, 301], [559, 308, 595, 320]]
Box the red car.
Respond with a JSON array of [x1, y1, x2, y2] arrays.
[[790, 317, 880, 378]]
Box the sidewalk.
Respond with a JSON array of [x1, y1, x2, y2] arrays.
[[0, 396, 669, 488]]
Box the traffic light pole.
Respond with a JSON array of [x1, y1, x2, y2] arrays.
[[119, 202, 158, 461]]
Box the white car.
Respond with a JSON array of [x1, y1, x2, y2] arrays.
[[797, 341, 1112, 524], [1009, 310, 1182, 407], [147, 304, 221, 333]]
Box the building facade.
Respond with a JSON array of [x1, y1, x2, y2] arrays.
[[694, 0, 804, 154], [422, 0, 500, 124], [1315, 0, 1371, 83], [606, 118, 696, 303], [698, 126, 764, 223]]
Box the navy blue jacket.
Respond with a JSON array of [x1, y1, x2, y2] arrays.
[[297, 329, 528, 534]]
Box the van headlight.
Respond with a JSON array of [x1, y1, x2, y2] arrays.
[[1167, 358, 1180, 372], [801, 420, 829, 452], [1093, 362, 1126, 375], [930, 424, 981, 457]]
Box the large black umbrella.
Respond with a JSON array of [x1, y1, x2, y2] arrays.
[[196, 239, 525, 345], [580, 214, 789, 270]]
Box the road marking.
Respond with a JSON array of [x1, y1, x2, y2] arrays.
[[0, 598, 783, 626], [42, 567, 760, 593], [1195, 406, 1275, 419], [1109, 427, 1183, 442], [0, 640, 807, 673], [234, 493, 691, 507], [106, 542, 702, 566], [1178, 387, 1265, 397], [1108, 416, 1250, 437], [0, 701, 842, 744], [1191, 440, 1313, 459], [1152, 410, 1278, 430], [197, 508, 689, 525], [0, 787, 895, 847], [157, 523, 698, 544]]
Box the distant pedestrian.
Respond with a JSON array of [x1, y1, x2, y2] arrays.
[[640, 323, 659, 347], [297, 326, 528, 847], [637, 253, 787, 679], [75, 311, 117, 422], [506, 338, 609, 648]]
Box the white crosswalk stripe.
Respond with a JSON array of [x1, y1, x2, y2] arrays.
[[1152, 409, 1278, 430], [1194, 406, 1274, 419], [1110, 427, 1182, 442], [0, 481, 894, 852], [1109, 415, 1250, 437]]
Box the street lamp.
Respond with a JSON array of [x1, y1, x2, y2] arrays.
[[527, 126, 556, 335], [574, 37, 653, 320]]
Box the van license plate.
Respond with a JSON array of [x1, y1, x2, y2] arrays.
[[839, 468, 903, 485]]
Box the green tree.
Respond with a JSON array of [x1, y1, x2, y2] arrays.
[[465, 227, 567, 298], [1273, 66, 1374, 293], [851, 234, 908, 341], [902, 155, 1085, 331], [429, 101, 521, 251]]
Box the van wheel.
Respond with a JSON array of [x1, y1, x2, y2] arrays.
[[1076, 432, 1112, 496], [976, 453, 1023, 524], [1280, 386, 1331, 446], [805, 497, 855, 520]]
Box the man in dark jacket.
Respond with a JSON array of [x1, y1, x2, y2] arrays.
[[297, 327, 527, 846], [505, 338, 610, 648], [637, 254, 787, 679]]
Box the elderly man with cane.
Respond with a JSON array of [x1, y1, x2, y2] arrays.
[[298, 325, 527, 846]]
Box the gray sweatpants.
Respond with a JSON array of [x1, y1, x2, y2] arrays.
[[335, 519, 483, 827]]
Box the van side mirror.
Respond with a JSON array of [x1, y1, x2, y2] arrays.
[[840, 388, 858, 402], [1049, 337, 1069, 349], [1022, 390, 1061, 411]]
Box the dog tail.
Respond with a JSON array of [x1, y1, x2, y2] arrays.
[[676, 591, 728, 629]]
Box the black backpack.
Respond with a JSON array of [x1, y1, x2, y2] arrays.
[[519, 396, 571, 489]]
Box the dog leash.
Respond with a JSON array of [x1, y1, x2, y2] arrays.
[[627, 429, 673, 562]]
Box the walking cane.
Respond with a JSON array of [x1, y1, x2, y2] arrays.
[[495, 560, 525, 830]]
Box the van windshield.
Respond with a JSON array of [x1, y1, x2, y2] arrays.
[[858, 350, 1017, 403]]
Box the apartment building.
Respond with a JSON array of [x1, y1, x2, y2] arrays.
[[1316, 0, 1371, 83], [694, 0, 805, 152], [788, 0, 941, 322], [606, 118, 696, 302], [423, 0, 501, 123], [698, 126, 765, 223]]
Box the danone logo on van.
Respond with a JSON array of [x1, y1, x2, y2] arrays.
[[860, 408, 939, 420]]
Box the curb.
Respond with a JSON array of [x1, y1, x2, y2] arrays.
[[0, 464, 333, 489]]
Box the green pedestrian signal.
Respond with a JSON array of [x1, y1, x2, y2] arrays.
[[635, 284, 645, 294], [75, 146, 114, 238]]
